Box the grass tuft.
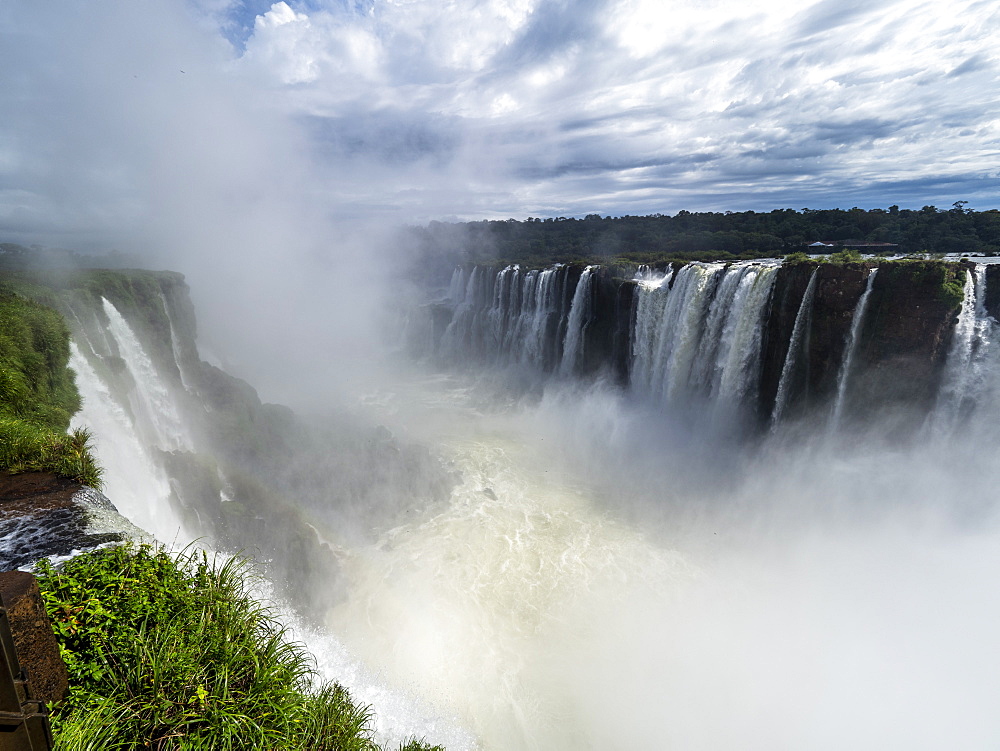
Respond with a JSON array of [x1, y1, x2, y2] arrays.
[[36, 543, 400, 750]]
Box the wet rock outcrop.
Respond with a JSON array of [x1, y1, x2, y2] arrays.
[[0, 473, 121, 570]]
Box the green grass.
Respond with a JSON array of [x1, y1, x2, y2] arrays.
[[0, 288, 102, 487], [0, 420, 102, 488], [36, 543, 432, 751]]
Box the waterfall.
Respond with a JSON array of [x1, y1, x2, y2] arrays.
[[629, 262, 776, 415], [690, 264, 754, 394], [439, 264, 571, 370], [713, 264, 779, 406], [559, 266, 596, 376], [631, 269, 675, 394], [771, 267, 819, 427], [101, 297, 191, 452], [448, 266, 469, 303], [160, 292, 194, 394], [519, 267, 561, 368], [830, 268, 878, 429], [68, 340, 188, 543], [935, 264, 998, 430]]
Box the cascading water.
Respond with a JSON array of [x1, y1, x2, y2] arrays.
[[829, 268, 878, 430], [771, 267, 819, 427], [630, 268, 674, 393], [712, 264, 779, 407], [934, 264, 998, 431], [629, 262, 777, 422], [559, 266, 595, 376], [100, 297, 192, 452], [68, 340, 189, 543], [355, 257, 1000, 748], [440, 265, 570, 370], [160, 291, 194, 394], [33, 260, 1000, 750]]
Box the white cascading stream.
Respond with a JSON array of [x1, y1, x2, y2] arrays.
[[448, 267, 469, 303], [713, 264, 779, 406], [934, 264, 998, 432], [68, 340, 189, 543], [100, 297, 191, 452], [630, 262, 777, 420], [689, 263, 754, 394], [520, 267, 560, 367], [630, 268, 675, 394], [829, 268, 879, 430], [559, 266, 596, 376], [160, 292, 194, 394], [771, 267, 819, 428]]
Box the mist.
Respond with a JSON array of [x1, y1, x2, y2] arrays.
[[310, 368, 1000, 749], [4, 1, 1000, 749]]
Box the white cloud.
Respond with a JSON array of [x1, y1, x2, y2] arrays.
[[2, 0, 999, 250]]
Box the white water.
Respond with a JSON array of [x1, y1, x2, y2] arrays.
[[771, 267, 819, 427], [313, 372, 1000, 751], [160, 291, 194, 394], [56, 267, 1000, 750], [441, 265, 566, 369], [559, 266, 595, 376], [100, 297, 192, 452], [68, 340, 189, 543], [935, 264, 999, 432], [630, 262, 777, 420], [830, 268, 879, 429]]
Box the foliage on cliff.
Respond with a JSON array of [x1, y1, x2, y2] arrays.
[[37, 544, 442, 751], [0, 286, 101, 487]]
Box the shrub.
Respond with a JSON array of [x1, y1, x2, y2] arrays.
[[36, 544, 391, 751]]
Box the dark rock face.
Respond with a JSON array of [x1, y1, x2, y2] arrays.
[[851, 263, 960, 428], [985, 265, 1000, 320], [0, 473, 121, 570], [0, 571, 68, 705], [581, 267, 621, 377], [759, 264, 869, 422]]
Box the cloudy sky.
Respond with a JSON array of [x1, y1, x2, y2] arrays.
[[2, 0, 999, 249]]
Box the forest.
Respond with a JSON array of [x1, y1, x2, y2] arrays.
[[407, 204, 1000, 273]]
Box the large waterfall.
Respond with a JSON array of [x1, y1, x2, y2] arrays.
[[424, 259, 979, 435], [45, 260, 1000, 749]]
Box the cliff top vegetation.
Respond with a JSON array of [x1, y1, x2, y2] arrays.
[[407, 204, 1000, 278], [0, 283, 101, 487]]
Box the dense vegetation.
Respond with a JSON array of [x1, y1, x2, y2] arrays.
[[36, 544, 443, 751], [407, 204, 1000, 277], [0, 285, 101, 487]]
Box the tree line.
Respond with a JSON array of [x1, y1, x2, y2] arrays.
[[407, 204, 1000, 273]]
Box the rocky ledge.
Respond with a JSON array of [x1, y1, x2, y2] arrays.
[[0, 473, 122, 570]]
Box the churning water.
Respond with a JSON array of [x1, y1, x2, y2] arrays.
[[305, 368, 1000, 751]]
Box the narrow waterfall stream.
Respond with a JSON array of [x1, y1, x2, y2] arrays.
[[771, 267, 819, 426], [829, 268, 879, 429]]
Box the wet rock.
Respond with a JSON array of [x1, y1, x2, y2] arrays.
[[0, 473, 121, 570]]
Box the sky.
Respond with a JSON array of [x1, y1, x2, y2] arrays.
[[1, 0, 999, 250]]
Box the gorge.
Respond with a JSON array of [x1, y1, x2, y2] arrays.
[[3, 254, 1000, 749]]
